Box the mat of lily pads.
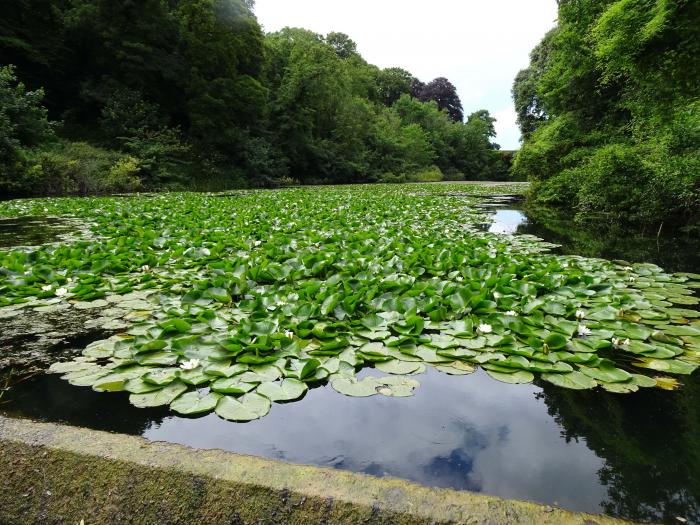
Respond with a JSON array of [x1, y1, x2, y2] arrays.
[[1, 184, 699, 422]]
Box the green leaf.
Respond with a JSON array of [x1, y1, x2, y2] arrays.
[[580, 360, 632, 383], [375, 359, 425, 375], [215, 393, 271, 421], [171, 392, 221, 415], [331, 377, 380, 397], [486, 369, 534, 384], [210, 376, 256, 394], [130, 381, 188, 408], [257, 379, 308, 402], [542, 371, 597, 390]]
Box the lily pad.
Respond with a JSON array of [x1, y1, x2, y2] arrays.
[[215, 393, 271, 421]]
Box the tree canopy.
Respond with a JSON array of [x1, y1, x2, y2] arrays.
[[514, 0, 700, 226], [0, 0, 504, 196]]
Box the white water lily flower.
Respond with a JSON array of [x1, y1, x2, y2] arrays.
[[41, 284, 53, 292], [477, 323, 493, 334], [623, 338, 631, 346], [575, 309, 586, 320], [55, 287, 68, 297], [623, 266, 633, 271], [577, 324, 592, 337], [629, 276, 636, 282], [505, 311, 517, 316], [612, 337, 621, 346], [284, 330, 294, 338], [179, 359, 200, 370], [141, 265, 150, 272]]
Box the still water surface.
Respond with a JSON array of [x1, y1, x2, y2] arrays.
[[2, 203, 699, 524]]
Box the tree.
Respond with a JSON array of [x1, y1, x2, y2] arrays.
[[0, 65, 54, 192], [326, 32, 357, 59], [514, 0, 700, 225], [375, 67, 414, 107], [467, 110, 497, 140], [511, 30, 555, 140], [413, 77, 463, 122]]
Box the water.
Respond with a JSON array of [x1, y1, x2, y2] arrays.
[[0, 216, 77, 248], [2, 204, 700, 524]]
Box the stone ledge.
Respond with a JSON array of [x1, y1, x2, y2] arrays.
[[0, 415, 636, 525]]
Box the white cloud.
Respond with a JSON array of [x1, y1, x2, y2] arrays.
[[253, 0, 558, 149]]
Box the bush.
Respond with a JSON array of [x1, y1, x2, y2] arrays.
[[407, 165, 443, 182], [377, 166, 444, 184], [0, 65, 55, 196], [26, 141, 142, 195]]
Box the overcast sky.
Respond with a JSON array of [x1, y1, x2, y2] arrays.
[[253, 0, 558, 150]]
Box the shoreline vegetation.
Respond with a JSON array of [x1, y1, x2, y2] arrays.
[[2, 0, 698, 230], [1, 1, 511, 200], [513, 0, 699, 228]]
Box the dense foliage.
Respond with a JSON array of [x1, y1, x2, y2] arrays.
[[513, 0, 700, 226], [0, 1, 505, 196], [1, 185, 699, 420]]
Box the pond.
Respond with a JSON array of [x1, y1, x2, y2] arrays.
[[1, 186, 699, 525]]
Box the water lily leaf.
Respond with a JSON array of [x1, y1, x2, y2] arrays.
[[630, 374, 657, 388], [124, 378, 162, 394], [331, 377, 380, 397], [210, 376, 256, 394], [580, 360, 632, 383], [375, 359, 425, 375], [48, 361, 97, 374], [204, 287, 231, 303], [215, 393, 271, 421], [588, 306, 619, 321], [159, 319, 192, 334], [632, 358, 697, 375], [527, 360, 574, 373], [257, 379, 308, 402], [64, 369, 110, 387], [130, 381, 188, 408], [204, 362, 247, 378], [239, 364, 282, 383], [658, 325, 700, 337], [176, 369, 211, 386], [137, 351, 179, 366], [171, 391, 221, 415], [435, 362, 476, 375], [601, 381, 638, 394], [486, 369, 534, 384], [458, 337, 486, 349], [360, 314, 387, 330], [654, 376, 680, 390], [143, 368, 179, 386], [374, 375, 420, 397], [542, 371, 597, 390]]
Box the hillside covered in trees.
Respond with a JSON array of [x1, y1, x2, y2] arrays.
[[0, 0, 508, 197], [513, 0, 699, 226]]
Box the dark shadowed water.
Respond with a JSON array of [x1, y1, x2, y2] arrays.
[[2, 204, 700, 524], [0, 216, 77, 248]]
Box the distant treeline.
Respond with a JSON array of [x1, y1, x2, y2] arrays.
[[513, 0, 699, 226], [0, 0, 508, 197]]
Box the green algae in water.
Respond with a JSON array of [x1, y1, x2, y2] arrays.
[[0, 184, 698, 421]]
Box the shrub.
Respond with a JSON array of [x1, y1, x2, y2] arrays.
[[26, 141, 142, 196], [407, 165, 443, 182]]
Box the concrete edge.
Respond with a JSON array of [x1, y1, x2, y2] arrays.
[[0, 415, 636, 525]]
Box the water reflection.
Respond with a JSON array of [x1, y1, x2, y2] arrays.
[[0, 215, 77, 248], [517, 206, 700, 274], [2, 368, 608, 514], [488, 209, 527, 234]]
